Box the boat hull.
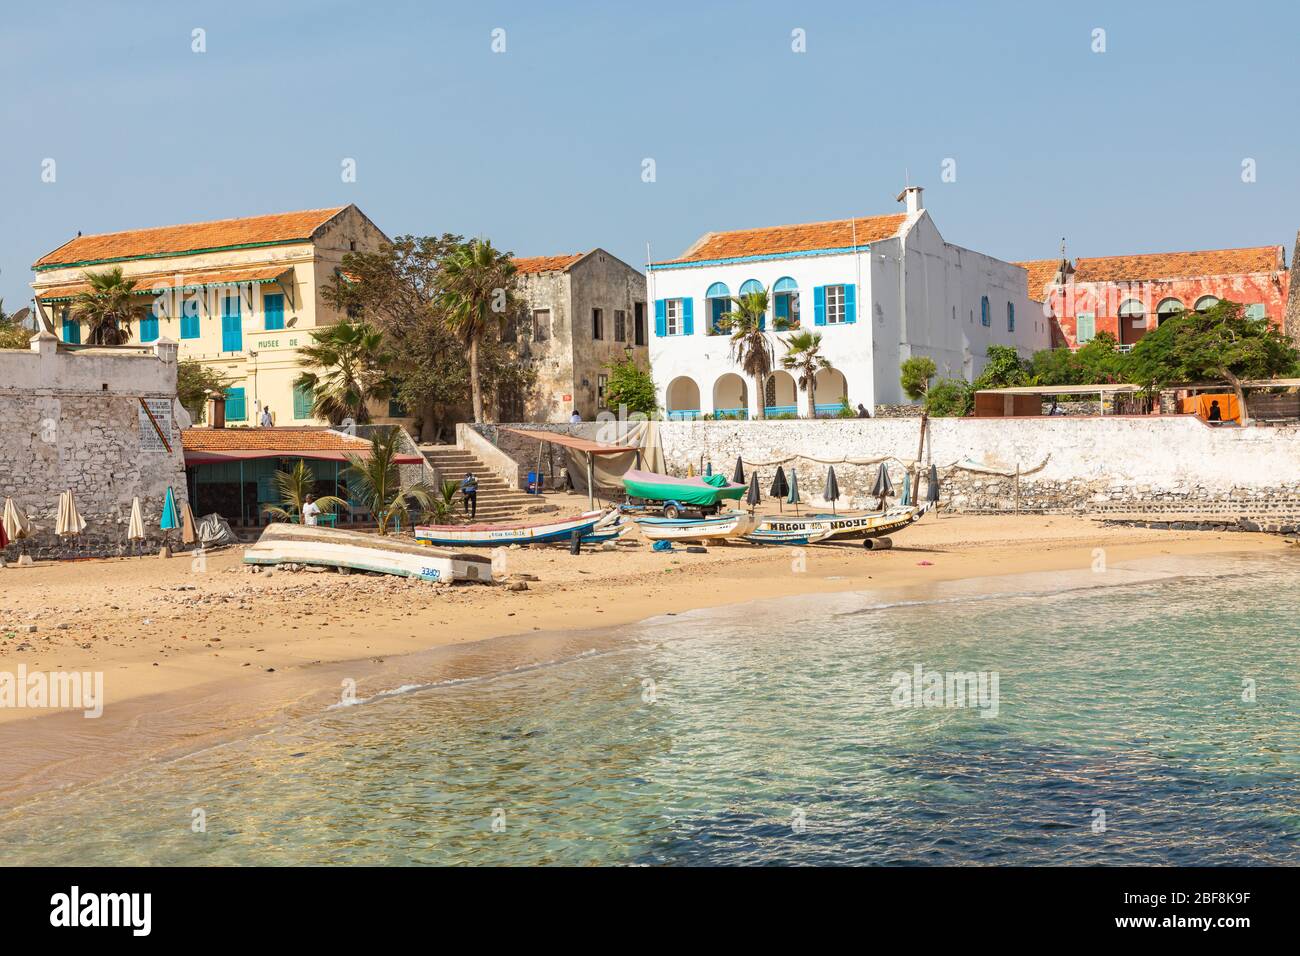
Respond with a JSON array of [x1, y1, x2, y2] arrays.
[[243, 523, 492, 583], [634, 511, 759, 541], [414, 509, 617, 548], [751, 503, 932, 542]]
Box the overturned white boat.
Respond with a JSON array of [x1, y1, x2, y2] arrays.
[[244, 523, 493, 583], [634, 510, 759, 542]]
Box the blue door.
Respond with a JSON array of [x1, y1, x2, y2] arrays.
[[263, 292, 285, 331], [221, 292, 243, 352], [140, 304, 160, 343]]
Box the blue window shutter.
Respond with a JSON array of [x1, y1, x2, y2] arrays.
[[813, 286, 826, 326], [222, 293, 243, 352], [981, 296, 990, 327], [140, 304, 159, 343], [181, 308, 199, 339], [682, 297, 694, 335], [62, 315, 81, 344], [711, 297, 727, 333], [654, 299, 667, 336], [264, 293, 285, 331], [293, 382, 314, 419], [225, 387, 247, 421], [843, 284, 857, 324]]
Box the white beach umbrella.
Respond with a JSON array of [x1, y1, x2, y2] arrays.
[[56, 490, 86, 537], [127, 497, 146, 541], [3, 498, 32, 541]]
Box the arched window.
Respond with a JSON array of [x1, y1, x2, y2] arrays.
[[1156, 298, 1184, 325], [772, 277, 800, 330], [1118, 298, 1145, 333], [1194, 295, 1220, 313], [739, 279, 764, 296], [706, 282, 730, 334]]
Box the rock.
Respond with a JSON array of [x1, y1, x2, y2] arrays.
[[506, 581, 529, 592]]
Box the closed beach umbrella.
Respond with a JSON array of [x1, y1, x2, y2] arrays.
[[769, 466, 789, 512], [926, 464, 941, 504], [127, 497, 145, 540], [732, 456, 746, 486], [160, 486, 179, 531], [704, 461, 713, 478], [870, 463, 895, 500], [823, 466, 840, 514], [745, 472, 761, 509], [901, 472, 912, 506], [181, 501, 197, 545], [787, 469, 801, 515], [3, 498, 31, 542], [56, 490, 86, 538]]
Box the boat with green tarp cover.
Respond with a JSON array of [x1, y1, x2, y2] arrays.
[[621, 470, 746, 507]]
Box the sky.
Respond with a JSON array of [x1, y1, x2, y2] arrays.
[[3, 0, 1298, 311]]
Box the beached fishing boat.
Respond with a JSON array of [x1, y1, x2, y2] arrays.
[[243, 523, 492, 582], [749, 502, 933, 546], [622, 469, 745, 517], [414, 509, 619, 548], [634, 510, 759, 542], [742, 524, 834, 546]]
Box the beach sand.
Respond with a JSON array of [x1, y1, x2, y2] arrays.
[[0, 501, 1287, 804]]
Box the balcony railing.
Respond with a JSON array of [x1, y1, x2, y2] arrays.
[[814, 402, 845, 417], [764, 405, 797, 417], [666, 409, 700, 421], [714, 407, 748, 420]]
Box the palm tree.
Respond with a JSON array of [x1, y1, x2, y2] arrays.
[[421, 478, 465, 525], [721, 289, 775, 420], [438, 239, 518, 422], [71, 267, 140, 345], [344, 427, 434, 535], [261, 460, 348, 523], [295, 320, 393, 425], [781, 330, 833, 417]]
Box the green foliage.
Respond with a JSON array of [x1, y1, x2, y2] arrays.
[[343, 427, 434, 535], [295, 320, 393, 425], [899, 355, 937, 401], [721, 289, 775, 419], [420, 479, 464, 525], [972, 345, 1030, 391], [603, 355, 658, 415], [781, 330, 832, 415], [70, 267, 142, 345], [0, 300, 32, 349], [1127, 301, 1299, 390], [176, 360, 229, 423], [835, 395, 855, 418], [262, 460, 348, 523], [925, 378, 973, 417], [438, 238, 519, 423]]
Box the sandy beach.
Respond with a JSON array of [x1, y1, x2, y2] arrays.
[[0, 503, 1287, 805]]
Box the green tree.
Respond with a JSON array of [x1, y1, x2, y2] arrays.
[[421, 478, 465, 525], [782, 330, 833, 416], [900, 355, 938, 401], [1128, 300, 1300, 424], [438, 239, 519, 423], [261, 460, 348, 523], [972, 344, 1030, 391], [0, 300, 33, 349], [924, 378, 973, 417], [176, 359, 229, 423], [603, 355, 658, 415], [343, 427, 435, 535], [721, 289, 775, 419], [295, 320, 393, 425], [71, 267, 142, 345]]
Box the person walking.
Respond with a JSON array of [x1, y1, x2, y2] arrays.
[[461, 472, 479, 519]]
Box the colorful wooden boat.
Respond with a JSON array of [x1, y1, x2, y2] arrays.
[[634, 511, 759, 542], [243, 523, 493, 583], [750, 503, 933, 545], [414, 509, 618, 548], [742, 525, 834, 546], [622, 469, 745, 516]]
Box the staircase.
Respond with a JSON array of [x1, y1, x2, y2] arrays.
[[420, 444, 537, 523]]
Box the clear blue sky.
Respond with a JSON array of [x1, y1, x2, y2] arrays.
[[4, 0, 1297, 311]]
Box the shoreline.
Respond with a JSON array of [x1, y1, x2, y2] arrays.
[[0, 513, 1289, 808]]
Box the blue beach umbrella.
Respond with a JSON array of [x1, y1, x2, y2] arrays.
[[823, 466, 840, 514], [704, 461, 713, 478], [160, 486, 179, 531], [927, 464, 941, 504], [787, 469, 801, 515], [900, 472, 913, 506]]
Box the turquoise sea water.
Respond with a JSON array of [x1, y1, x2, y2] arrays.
[[3, 553, 1298, 865]]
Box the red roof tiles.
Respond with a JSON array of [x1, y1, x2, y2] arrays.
[[1071, 246, 1284, 283], [182, 428, 374, 453], [36, 265, 292, 301], [655, 214, 907, 266], [512, 253, 587, 274]]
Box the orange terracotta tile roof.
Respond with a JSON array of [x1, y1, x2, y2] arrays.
[[181, 427, 374, 453], [33, 207, 348, 269], [36, 264, 292, 301], [1071, 246, 1284, 283], [1016, 259, 1066, 301], [655, 213, 907, 266], [512, 253, 587, 274]]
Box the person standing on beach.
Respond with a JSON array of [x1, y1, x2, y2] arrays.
[[461, 472, 479, 519], [302, 494, 321, 527]]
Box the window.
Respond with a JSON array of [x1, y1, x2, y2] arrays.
[[388, 398, 409, 417], [592, 308, 603, 340], [263, 292, 285, 331], [1076, 312, 1096, 344], [1156, 298, 1183, 325], [773, 277, 800, 329], [225, 386, 247, 422], [597, 373, 608, 407], [293, 382, 315, 420], [1118, 298, 1145, 328], [1245, 303, 1267, 321], [140, 303, 160, 343], [980, 296, 991, 327], [634, 302, 646, 345], [221, 291, 243, 352], [739, 279, 764, 296], [1006, 301, 1015, 333], [665, 299, 681, 336], [826, 285, 846, 324], [706, 282, 730, 334], [532, 309, 550, 342], [1194, 295, 1220, 313], [813, 284, 856, 325], [614, 310, 626, 343], [60, 308, 81, 345], [655, 298, 693, 336], [181, 294, 201, 339]]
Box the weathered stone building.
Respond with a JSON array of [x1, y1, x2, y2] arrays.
[[1285, 231, 1300, 346], [0, 333, 189, 558], [511, 250, 648, 421]]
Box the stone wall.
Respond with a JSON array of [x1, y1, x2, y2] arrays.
[[0, 334, 190, 559], [470, 415, 1300, 516]]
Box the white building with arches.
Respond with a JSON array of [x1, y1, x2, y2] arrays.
[[647, 187, 1051, 418]]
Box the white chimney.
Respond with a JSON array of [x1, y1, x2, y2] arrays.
[[896, 185, 924, 217]]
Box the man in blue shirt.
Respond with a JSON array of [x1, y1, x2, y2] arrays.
[[461, 472, 479, 519]]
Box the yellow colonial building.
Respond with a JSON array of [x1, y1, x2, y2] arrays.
[[30, 205, 395, 426]]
